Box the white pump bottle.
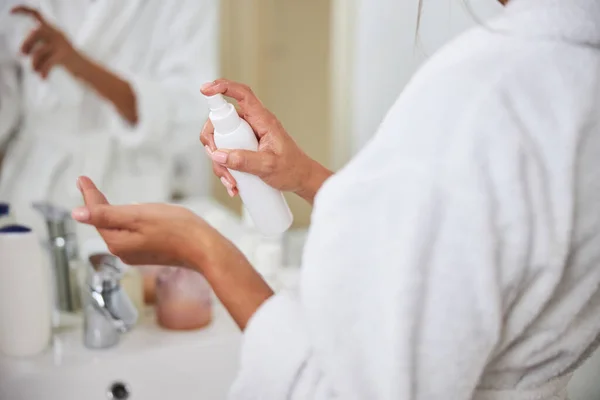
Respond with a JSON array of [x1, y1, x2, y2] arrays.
[[206, 94, 293, 236]]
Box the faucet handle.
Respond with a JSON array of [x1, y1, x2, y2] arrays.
[[87, 254, 138, 333], [89, 286, 138, 333]]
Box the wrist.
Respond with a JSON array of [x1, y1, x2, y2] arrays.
[[180, 217, 273, 330], [64, 50, 89, 78], [178, 219, 214, 272], [294, 155, 333, 204]]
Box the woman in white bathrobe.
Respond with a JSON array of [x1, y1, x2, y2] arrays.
[[0, 0, 218, 235], [71, 0, 600, 399]]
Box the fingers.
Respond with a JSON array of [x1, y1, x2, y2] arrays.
[[200, 118, 216, 151], [213, 164, 238, 197], [204, 146, 238, 196], [220, 176, 238, 197], [73, 178, 135, 231], [77, 176, 109, 206], [72, 204, 137, 230], [39, 52, 60, 78], [201, 79, 262, 115], [10, 6, 47, 24], [20, 27, 49, 55], [200, 108, 247, 151], [210, 149, 276, 177], [31, 44, 53, 72]]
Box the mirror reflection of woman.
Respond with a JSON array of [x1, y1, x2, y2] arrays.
[[0, 1, 218, 238], [74, 0, 600, 399]]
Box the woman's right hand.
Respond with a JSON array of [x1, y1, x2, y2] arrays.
[[200, 79, 332, 204]]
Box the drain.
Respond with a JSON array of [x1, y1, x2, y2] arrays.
[[107, 382, 130, 399]]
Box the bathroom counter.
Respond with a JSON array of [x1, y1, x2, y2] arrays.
[[0, 302, 240, 379], [0, 197, 302, 400], [0, 303, 241, 400]]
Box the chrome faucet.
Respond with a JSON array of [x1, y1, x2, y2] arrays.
[[84, 254, 138, 349], [33, 202, 82, 313]]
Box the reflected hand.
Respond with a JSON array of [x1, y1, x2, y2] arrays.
[[201, 79, 330, 203], [72, 177, 214, 268], [11, 6, 83, 79]]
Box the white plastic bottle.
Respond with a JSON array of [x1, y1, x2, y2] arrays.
[[0, 225, 52, 357], [206, 94, 293, 235]]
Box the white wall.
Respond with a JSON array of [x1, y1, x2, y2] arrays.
[[346, 0, 502, 154]]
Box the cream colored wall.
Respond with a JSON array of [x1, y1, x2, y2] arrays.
[[217, 0, 332, 227]]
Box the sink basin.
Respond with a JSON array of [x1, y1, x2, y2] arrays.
[[0, 304, 241, 400]]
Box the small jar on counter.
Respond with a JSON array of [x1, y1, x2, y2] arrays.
[[139, 265, 163, 305], [155, 267, 213, 331]]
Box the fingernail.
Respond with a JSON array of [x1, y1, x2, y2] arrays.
[[76, 178, 82, 192], [72, 207, 90, 222], [220, 176, 233, 190], [204, 145, 212, 156], [201, 81, 215, 91], [227, 188, 235, 197], [211, 151, 228, 164]]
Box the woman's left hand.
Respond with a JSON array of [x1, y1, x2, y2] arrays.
[[72, 177, 214, 268], [11, 6, 83, 79], [73, 176, 275, 330]]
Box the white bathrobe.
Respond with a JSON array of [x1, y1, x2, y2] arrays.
[[0, 0, 218, 234], [230, 0, 600, 399]]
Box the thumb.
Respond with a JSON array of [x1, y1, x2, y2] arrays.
[[211, 149, 276, 176], [72, 204, 136, 230], [77, 176, 109, 206]]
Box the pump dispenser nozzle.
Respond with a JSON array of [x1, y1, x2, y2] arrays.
[[204, 94, 240, 134], [206, 94, 228, 111]]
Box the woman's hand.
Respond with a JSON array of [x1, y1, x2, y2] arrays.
[[200, 79, 333, 204], [72, 176, 274, 330], [11, 6, 84, 79], [11, 6, 138, 124], [72, 177, 209, 267]]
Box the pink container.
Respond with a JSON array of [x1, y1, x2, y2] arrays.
[[155, 267, 213, 331], [139, 266, 162, 305]]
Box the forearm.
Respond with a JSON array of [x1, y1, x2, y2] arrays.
[[295, 156, 333, 205], [188, 228, 274, 331], [68, 54, 138, 125]]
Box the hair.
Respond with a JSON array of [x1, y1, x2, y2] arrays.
[[416, 0, 424, 38]]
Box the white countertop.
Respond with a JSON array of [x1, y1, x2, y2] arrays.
[[0, 303, 240, 379]]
